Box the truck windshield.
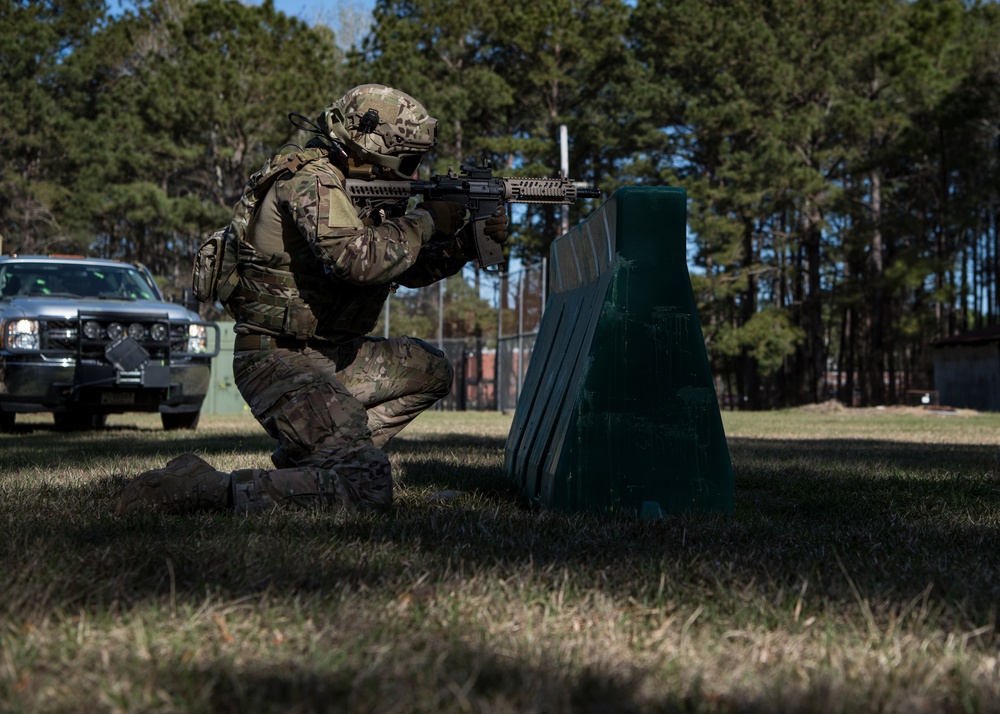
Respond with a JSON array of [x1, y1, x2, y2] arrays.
[[0, 263, 160, 300]]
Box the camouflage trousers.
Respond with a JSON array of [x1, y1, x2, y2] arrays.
[[231, 334, 453, 513]]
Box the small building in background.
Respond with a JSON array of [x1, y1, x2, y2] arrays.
[[932, 327, 1000, 412]]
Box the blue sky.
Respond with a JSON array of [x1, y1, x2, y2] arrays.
[[244, 0, 377, 47], [112, 1, 377, 42], [245, 0, 373, 21]]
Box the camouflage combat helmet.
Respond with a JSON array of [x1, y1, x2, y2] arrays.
[[317, 84, 437, 178]]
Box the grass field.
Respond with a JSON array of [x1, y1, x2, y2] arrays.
[[2, 406, 999, 713]]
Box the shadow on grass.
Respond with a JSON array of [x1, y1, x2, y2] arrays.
[[0, 425, 276, 470], [47, 627, 917, 714], [5, 427, 999, 714], [3, 429, 1000, 624], [387, 431, 510, 454], [0, 422, 504, 475], [61, 640, 711, 714], [195, 650, 727, 714]]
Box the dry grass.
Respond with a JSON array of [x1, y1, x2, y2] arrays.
[[1, 407, 1000, 712]]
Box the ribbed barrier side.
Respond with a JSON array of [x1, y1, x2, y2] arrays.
[[503, 186, 734, 515]]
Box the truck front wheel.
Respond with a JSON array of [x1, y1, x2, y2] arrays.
[[161, 411, 200, 431]]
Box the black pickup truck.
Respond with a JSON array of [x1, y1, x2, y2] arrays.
[[0, 254, 219, 431]]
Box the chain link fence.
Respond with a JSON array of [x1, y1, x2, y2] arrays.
[[376, 263, 547, 412]]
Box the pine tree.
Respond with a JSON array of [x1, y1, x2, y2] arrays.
[[0, 0, 107, 253], [58, 0, 342, 285]]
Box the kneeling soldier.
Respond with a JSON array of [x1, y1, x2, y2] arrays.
[[117, 84, 507, 515]]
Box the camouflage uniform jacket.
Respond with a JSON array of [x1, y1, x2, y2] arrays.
[[225, 148, 471, 343]]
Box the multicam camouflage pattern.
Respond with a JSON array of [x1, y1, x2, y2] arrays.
[[316, 84, 437, 173], [115, 335, 453, 514], [118, 87, 467, 517], [230, 335, 454, 512], [226, 148, 471, 341], [229, 464, 394, 514], [195, 148, 331, 308]]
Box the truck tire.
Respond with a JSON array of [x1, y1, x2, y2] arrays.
[[161, 411, 200, 431]]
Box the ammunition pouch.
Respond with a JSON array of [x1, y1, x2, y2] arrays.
[[191, 228, 228, 303]]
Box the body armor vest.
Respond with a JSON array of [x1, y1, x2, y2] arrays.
[[221, 148, 394, 343]]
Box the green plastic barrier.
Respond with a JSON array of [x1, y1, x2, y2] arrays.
[[503, 186, 734, 516]]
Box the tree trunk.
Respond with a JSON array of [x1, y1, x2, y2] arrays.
[[803, 208, 825, 403], [866, 170, 885, 405], [738, 219, 760, 409]]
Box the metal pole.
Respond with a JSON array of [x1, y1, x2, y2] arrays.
[[560, 124, 570, 236], [541, 257, 547, 318], [496, 273, 503, 412], [437, 280, 444, 351], [517, 267, 524, 405], [437, 281, 445, 411]]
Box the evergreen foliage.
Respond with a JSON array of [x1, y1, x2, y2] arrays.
[[1, 0, 997, 408]]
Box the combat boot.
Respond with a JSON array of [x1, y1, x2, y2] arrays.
[[116, 453, 231, 515]]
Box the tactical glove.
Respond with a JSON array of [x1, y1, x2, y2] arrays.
[[484, 205, 509, 244], [417, 201, 466, 236]]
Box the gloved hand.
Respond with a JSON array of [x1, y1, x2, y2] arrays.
[[417, 201, 466, 236], [483, 205, 508, 244]]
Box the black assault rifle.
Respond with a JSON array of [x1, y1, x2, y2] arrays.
[[345, 162, 601, 272]]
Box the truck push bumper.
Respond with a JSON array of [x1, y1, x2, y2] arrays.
[[0, 358, 210, 414]]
